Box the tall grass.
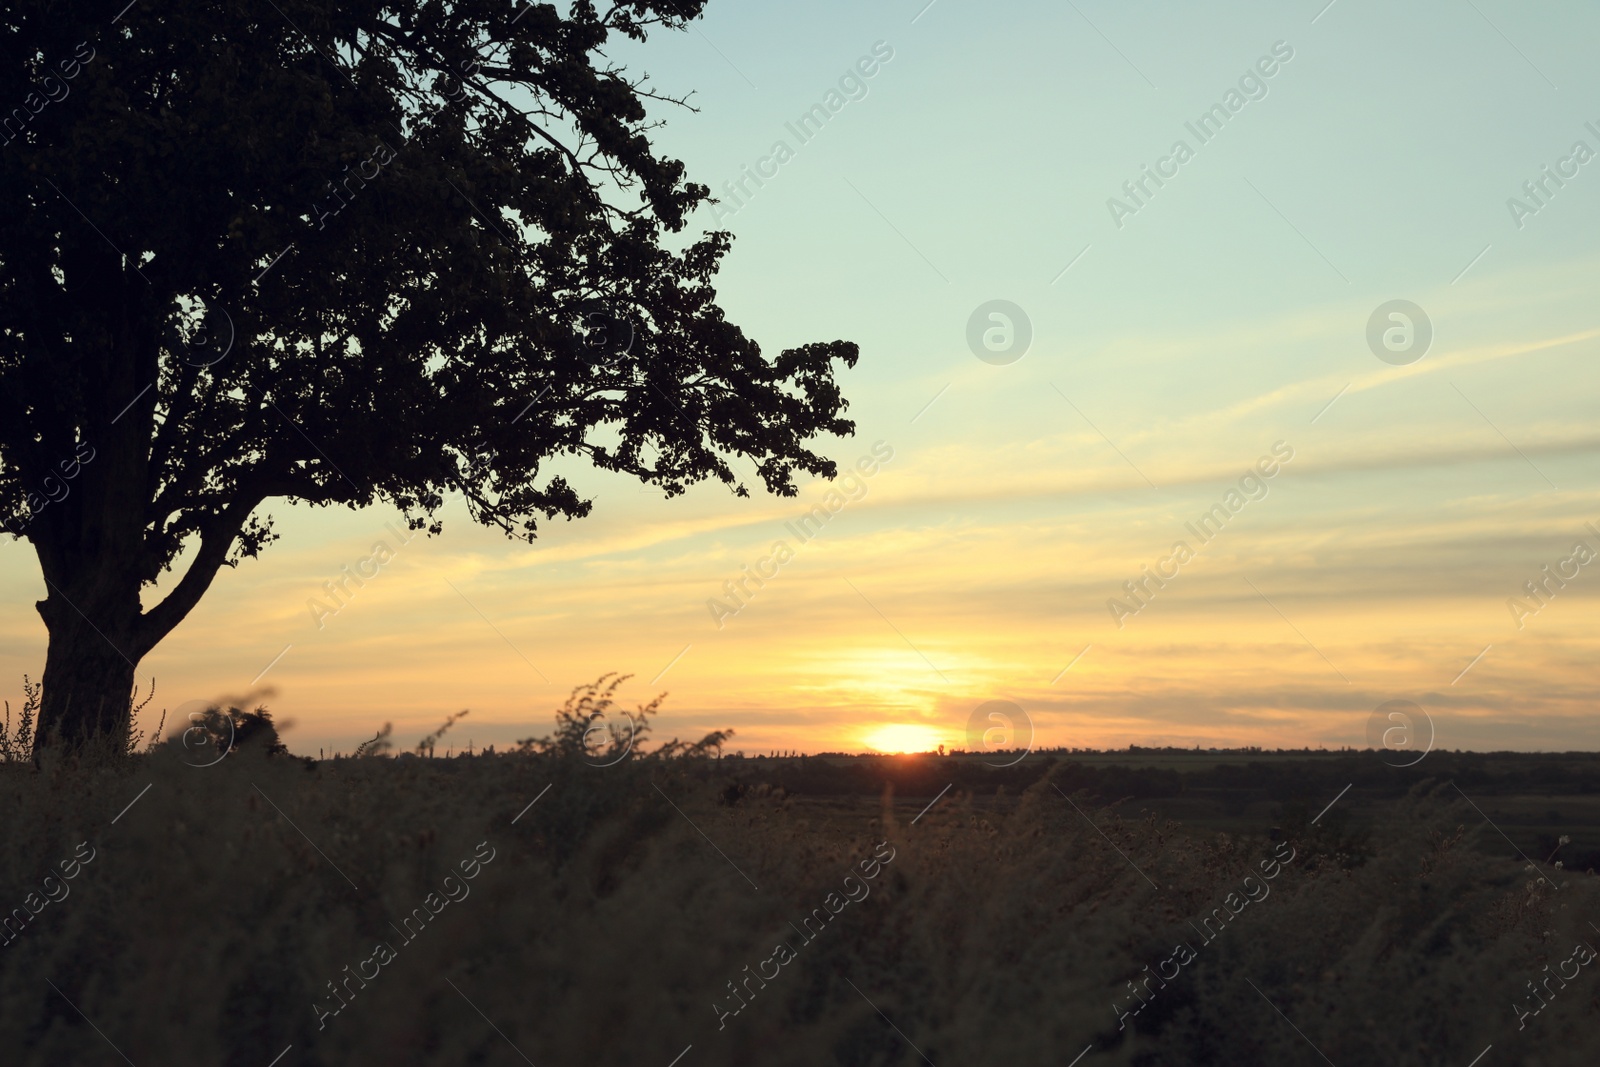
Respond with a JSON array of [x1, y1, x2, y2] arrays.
[[0, 682, 1594, 1065]]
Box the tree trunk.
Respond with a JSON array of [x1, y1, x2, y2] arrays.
[[34, 582, 143, 755]]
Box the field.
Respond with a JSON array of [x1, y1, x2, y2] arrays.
[[4, 695, 1600, 1067], [757, 746, 1600, 872]]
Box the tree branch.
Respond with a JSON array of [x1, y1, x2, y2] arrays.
[[132, 475, 295, 655]]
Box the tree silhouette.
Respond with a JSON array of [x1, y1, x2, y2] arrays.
[[0, 0, 857, 750]]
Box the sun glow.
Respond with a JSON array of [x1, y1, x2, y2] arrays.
[[861, 723, 947, 754]]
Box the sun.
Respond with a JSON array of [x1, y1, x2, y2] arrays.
[[861, 723, 946, 754]]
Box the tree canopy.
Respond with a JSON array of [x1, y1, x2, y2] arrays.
[[0, 0, 858, 747]]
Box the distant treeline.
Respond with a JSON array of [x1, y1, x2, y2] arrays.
[[720, 749, 1600, 800]]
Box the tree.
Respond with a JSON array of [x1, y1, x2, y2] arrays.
[[0, 0, 858, 751]]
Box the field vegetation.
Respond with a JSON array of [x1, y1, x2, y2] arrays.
[[2, 680, 1597, 1065]]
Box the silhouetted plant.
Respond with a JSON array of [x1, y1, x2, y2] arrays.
[[3, 0, 859, 753], [353, 723, 393, 758], [515, 673, 732, 763], [122, 678, 165, 757], [174, 704, 289, 760], [415, 710, 469, 757], [0, 675, 38, 763]]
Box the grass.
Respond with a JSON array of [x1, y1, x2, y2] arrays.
[[2, 682, 1599, 1064]]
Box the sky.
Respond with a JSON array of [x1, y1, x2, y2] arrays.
[[5, 0, 1600, 757]]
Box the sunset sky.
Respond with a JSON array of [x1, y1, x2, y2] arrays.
[[5, 0, 1600, 755]]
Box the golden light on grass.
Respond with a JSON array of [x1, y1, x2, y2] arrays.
[[860, 722, 947, 754]]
